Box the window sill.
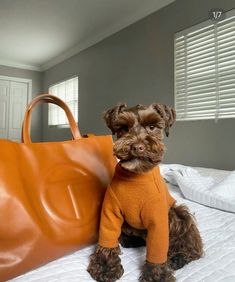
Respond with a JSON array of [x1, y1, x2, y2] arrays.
[[48, 124, 72, 129]]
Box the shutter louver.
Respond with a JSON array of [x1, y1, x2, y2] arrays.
[[175, 11, 235, 121]]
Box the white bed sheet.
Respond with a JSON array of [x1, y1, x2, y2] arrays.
[[9, 167, 235, 282]]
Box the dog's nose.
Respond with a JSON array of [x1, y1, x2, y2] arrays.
[[133, 143, 145, 153]]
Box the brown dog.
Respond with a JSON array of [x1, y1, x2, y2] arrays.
[[88, 103, 203, 282]]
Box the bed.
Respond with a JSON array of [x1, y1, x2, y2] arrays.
[[9, 165, 235, 282]]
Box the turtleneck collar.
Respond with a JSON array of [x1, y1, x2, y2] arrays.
[[114, 162, 160, 182]]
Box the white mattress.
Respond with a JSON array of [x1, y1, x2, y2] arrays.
[[9, 167, 235, 282]]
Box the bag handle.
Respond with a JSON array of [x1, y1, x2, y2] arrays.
[[22, 94, 82, 144]]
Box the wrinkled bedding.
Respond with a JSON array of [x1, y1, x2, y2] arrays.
[[10, 166, 235, 282], [160, 164, 235, 213]]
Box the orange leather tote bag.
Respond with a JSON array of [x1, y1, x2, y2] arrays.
[[0, 94, 116, 281]]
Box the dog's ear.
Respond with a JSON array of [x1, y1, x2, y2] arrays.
[[152, 103, 176, 137], [103, 103, 127, 134]]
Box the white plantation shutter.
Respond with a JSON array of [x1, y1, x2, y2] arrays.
[[48, 76, 78, 126], [175, 10, 235, 121]]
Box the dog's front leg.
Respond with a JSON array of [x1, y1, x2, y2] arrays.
[[88, 187, 124, 281], [88, 245, 124, 282], [140, 201, 175, 281]]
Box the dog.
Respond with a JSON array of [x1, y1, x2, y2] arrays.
[[87, 103, 203, 282]]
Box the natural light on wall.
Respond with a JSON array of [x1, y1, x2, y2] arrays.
[[48, 76, 78, 126], [174, 9, 235, 121]]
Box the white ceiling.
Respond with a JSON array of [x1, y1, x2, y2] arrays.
[[0, 0, 174, 72]]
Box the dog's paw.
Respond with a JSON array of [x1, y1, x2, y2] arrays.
[[139, 261, 175, 282], [87, 245, 124, 282], [168, 254, 189, 270]]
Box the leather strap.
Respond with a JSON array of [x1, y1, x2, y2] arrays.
[[22, 94, 82, 144]]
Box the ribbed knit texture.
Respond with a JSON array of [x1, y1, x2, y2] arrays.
[[98, 164, 175, 264]]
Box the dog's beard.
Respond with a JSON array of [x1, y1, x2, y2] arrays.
[[113, 137, 165, 173], [120, 158, 158, 173]]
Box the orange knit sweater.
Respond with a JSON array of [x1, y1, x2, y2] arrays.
[[98, 164, 175, 264]]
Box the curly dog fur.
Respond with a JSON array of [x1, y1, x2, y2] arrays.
[[140, 262, 175, 282], [168, 204, 203, 270], [87, 103, 203, 281], [87, 246, 123, 282]]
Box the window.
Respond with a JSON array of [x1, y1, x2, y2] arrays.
[[175, 10, 235, 121], [48, 76, 78, 126]]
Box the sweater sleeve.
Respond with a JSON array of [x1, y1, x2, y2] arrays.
[[98, 186, 124, 248], [141, 196, 169, 264]]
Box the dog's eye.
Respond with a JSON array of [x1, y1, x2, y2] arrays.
[[147, 124, 156, 131], [121, 125, 129, 132], [118, 125, 129, 133]]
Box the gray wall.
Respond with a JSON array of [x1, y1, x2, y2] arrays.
[[43, 0, 235, 170], [0, 65, 43, 141]]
